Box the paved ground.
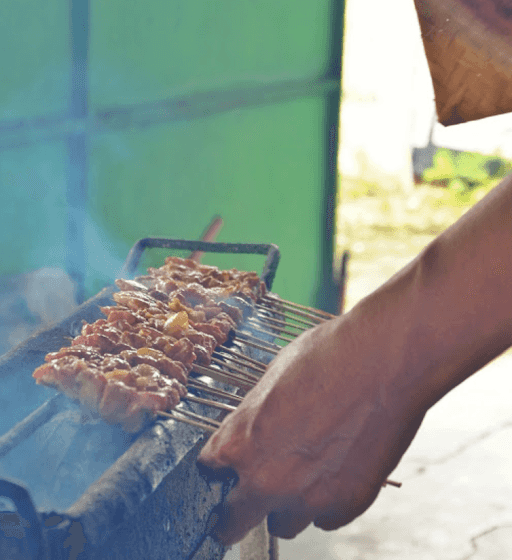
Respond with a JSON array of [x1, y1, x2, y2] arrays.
[[227, 198, 512, 559]]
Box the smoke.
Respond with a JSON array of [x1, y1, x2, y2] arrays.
[[24, 267, 76, 325]]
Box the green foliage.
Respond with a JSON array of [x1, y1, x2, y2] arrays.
[[422, 148, 512, 193]]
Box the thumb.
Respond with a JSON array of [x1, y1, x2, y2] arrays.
[[267, 509, 313, 539], [209, 484, 273, 545]]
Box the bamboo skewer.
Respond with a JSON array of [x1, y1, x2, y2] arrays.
[[257, 302, 325, 326], [193, 364, 256, 391], [158, 410, 216, 433], [252, 313, 307, 333], [382, 479, 402, 488], [185, 393, 237, 412], [248, 316, 303, 339], [187, 378, 244, 403], [235, 330, 281, 350], [255, 305, 318, 329], [212, 352, 266, 375], [209, 356, 260, 382], [243, 322, 296, 343], [262, 294, 337, 320], [175, 406, 222, 428], [216, 346, 268, 372], [233, 332, 280, 355]]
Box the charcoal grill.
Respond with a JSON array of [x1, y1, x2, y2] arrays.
[[0, 238, 334, 560]]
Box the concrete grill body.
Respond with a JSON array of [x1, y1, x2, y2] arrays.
[[0, 239, 281, 560]]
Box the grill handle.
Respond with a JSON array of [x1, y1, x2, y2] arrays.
[[0, 478, 46, 560], [121, 238, 281, 290]]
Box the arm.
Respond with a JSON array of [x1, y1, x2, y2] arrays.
[[198, 174, 512, 545]]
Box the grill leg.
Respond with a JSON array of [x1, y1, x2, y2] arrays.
[[239, 519, 278, 560]]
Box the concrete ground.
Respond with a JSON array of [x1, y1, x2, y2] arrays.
[[226, 210, 512, 560]]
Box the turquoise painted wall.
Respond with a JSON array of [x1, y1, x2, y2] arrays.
[[0, 0, 343, 308]]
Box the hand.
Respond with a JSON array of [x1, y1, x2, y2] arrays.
[[197, 311, 426, 545]]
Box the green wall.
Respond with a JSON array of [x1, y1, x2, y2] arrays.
[[0, 0, 343, 309]]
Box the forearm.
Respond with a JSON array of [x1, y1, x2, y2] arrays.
[[352, 174, 512, 412]]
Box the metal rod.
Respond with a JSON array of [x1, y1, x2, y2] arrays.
[[216, 346, 268, 371], [262, 294, 337, 320], [193, 364, 255, 391], [185, 393, 237, 412], [255, 305, 318, 329], [158, 410, 216, 433], [0, 394, 65, 460], [187, 378, 244, 403]]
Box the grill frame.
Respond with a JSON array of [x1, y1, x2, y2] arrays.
[[0, 239, 281, 560]]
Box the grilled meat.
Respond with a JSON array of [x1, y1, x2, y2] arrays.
[[33, 257, 261, 432]]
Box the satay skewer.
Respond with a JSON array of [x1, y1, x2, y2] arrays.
[[187, 378, 244, 403], [174, 407, 222, 428], [257, 302, 325, 326], [209, 357, 260, 382], [247, 317, 303, 339], [261, 294, 337, 320], [232, 333, 280, 355], [235, 330, 283, 350], [242, 323, 296, 343], [158, 410, 216, 433], [193, 364, 256, 391], [255, 305, 319, 329], [215, 347, 267, 372], [212, 352, 266, 375], [184, 393, 237, 412], [251, 313, 307, 333]]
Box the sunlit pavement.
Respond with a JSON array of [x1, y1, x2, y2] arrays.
[[226, 227, 512, 559]]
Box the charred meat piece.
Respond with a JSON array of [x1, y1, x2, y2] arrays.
[[102, 306, 140, 326], [121, 331, 148, 349], [81, 319, 107, 335], [112, 291, 162, 312], [72, 333, 120, 354], [115, 278, 150, 292], [77, 369, 107, 412], [45, 345, 102, 363], [173, 285, 216, 308], [99, 381, 138, 424], [185, 330, 217, 355], [100, 355, 131, 371], [192, 344, 211, 366], [192, 322, 227, 346], [218, 301, 244, 324], [120, 348, 188, 384], [224, 296, 253, 320], [160, 338, 196, 370], [33, 357, 92, 400]]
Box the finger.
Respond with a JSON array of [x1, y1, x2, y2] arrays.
[[197, 408, 251, 471], [210, 484, 272, 546], [267, 509, 313, 539]]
